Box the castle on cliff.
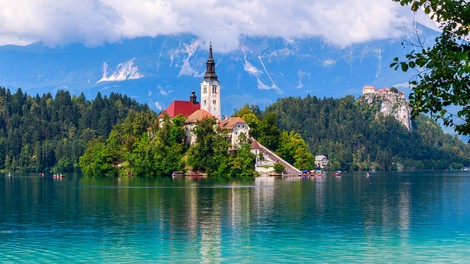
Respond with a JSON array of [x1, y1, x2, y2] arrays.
[[362, 85, 405, 98]]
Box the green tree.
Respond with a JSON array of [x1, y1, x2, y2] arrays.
[[233, 104, 260, 137], [391, 0, 470, 138], [79, 138, 116, 176], [276, 131, 314, 170], [187, 117, 217, 172], [228, 133, 256, 177], [273, 163, 285, 174], [257, 112, 280, 150]]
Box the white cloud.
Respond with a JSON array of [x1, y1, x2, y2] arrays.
[[322, 59, 337, 67], [297, 71, 311, 89], [0, 0, 417, 51], [154, 101, 163, 111], [158, 85, 173, 96]]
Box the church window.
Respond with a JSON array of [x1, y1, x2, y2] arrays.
[[203, 86, 207, 94], [204, 100, 206, 106], [213, 100, 216, 105], [212, 85, 217, 93]]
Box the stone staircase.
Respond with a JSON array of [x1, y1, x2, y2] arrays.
[[251, 139, 301, 176]]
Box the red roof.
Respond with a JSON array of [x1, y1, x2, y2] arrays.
[[250, 139, 261, 149], [220, 117, 247, 129], [160, 100, 200, 118], [376, 88, 390, 93], [185, 109, 214, 124]]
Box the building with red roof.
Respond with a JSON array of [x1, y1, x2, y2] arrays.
[[183, 109, 215, 145], [220, 117, 250, 147], [185, 109, 214, 124], [160, 90, 200, 118]]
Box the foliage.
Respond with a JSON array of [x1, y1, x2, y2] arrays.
[[273, 163, 285, 174], [79, 137, 115, 177], [276, 131, 314, 170], [256, 112, 281, 151], [233, 104, 260, 138], [263, 95, 470, 171], [227, 133, 256, 177], [80, 112, 186, 177], [391, 0, 470, 138], [80, 111, 257, 177], [186, 117, 256, 177], [0, 87, 148, 172]]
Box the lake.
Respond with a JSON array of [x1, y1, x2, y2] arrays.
[[1, 171, 470, 263]]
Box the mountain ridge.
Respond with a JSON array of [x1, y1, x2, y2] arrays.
[[0, 32, 432, 115]]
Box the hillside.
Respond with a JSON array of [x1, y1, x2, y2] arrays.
[[0, 32, 430, 116], [263, 95, 470, 171], [0, 87, 150, 172], [1, 86, 468, 173]]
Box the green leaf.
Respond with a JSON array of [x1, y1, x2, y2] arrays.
[[424, 6, 430, 14], [401, 62, 409, 72]]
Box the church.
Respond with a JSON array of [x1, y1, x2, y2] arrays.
[[160, 44, 250, 147]]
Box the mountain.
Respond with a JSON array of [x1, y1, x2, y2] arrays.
[[0, 26, 438, 116]]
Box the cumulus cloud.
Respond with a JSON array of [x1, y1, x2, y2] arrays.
[[0, 0, 415, 50]]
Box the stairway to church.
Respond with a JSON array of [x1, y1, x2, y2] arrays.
[[252, 139, 301, 176]]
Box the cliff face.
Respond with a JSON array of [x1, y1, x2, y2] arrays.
[[360, 92, 412, 131]]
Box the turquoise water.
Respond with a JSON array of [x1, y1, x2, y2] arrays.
[[1, 171, 470, 263]]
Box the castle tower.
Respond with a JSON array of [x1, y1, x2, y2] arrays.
[[200, 43, 221, 120]]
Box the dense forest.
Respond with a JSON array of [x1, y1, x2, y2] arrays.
[[1, 87, 468, 175], [260, 95, 470, 171], [0, 87, 149, 172]]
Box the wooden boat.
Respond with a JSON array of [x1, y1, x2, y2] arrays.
[[172, 171, 207, 179]]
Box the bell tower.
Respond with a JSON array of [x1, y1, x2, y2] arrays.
[[200, 43, 221, 120]]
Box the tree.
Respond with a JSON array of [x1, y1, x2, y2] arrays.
[[273, 163, 285, 174], [79, 138, 116, 176], [187, 117, 223, 173], [233, 104, 260, 137], [228, 133, 256, 177], [391, 0, 470, 138], [276, 130, 314, 169], [257, 112, 281, 150]]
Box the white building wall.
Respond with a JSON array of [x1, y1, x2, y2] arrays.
[[230, 123, 250, 146], [200, 80, 221, 120]]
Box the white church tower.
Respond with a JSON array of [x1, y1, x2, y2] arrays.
[[200, 43, 221, 120]]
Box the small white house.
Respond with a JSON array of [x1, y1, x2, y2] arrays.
[[315, 155, 328, 169], [220, 117, 250, 147]]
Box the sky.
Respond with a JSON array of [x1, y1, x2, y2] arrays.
[[0, 0, 437, 52]]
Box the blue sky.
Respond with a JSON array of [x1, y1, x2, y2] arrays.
[[0, 0, 437, 51]]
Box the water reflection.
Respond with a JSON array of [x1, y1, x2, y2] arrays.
[[1, 172, 470, 262]]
